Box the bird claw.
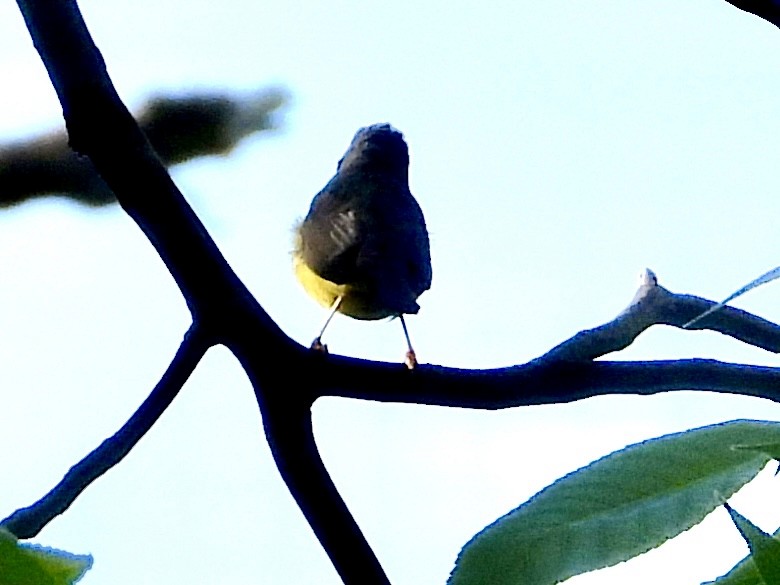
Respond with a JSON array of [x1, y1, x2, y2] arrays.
[[404, 350, 418, 370], [311, 337, 329, 354]]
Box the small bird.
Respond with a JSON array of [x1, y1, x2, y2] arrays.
[[293, 124, 432, 368]]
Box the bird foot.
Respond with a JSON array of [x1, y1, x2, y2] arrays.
[[404, 350, 418, 370], [311, 337, 329, 354]]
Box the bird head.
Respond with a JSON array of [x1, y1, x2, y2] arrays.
[[336, 123, 409, 177]]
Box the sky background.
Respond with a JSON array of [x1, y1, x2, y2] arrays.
[[2, 1, 780, 583]]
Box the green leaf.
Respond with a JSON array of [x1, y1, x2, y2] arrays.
[[724, 504, 780, 585], [705, 556, 764, 585], [705, 530, 780, 585], [0, 528, 92, 585], [449, 419, 780, 585], [703, 522, 780, 585]]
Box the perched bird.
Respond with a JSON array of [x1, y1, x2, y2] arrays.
[[293, 124, 432, 367]]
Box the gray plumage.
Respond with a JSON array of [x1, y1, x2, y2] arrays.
[[296, 124, 432, 319]]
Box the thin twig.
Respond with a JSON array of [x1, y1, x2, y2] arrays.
[[1, 324, 209, 538], [541, 269, 780, 362]]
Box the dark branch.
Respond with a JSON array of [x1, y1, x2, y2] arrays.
[[541, 269, 780, 362], [317, 357, 780, 409], [12, 2, 383, 582], [1, 324, 208, 538], [225, 328, 392, 584], [724, 0, 780, 28], [0, 89, 288, 207], [305, 271, 780, 409], [262, 395, 392, 585]]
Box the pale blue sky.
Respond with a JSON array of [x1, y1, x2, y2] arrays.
[[2, 1, 780, 583]]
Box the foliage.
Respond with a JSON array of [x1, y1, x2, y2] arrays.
[[450, 420, 780, 585], [0, 528, 91, 585]]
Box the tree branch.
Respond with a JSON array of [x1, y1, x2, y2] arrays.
[[316, 357, 780, 409], [541, 269, 780, 362], [312, 270, 780, 408], [724, 0, 780, 28], [263, 395, 392, 585], [1, 323, 208, 538], [0, 89, 288, 207], [12, 2, 385, 582]]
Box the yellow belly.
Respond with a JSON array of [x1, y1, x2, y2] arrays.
[[293, 254, 393, 320]]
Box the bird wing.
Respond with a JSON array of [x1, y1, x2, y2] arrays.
[[298, 174, 432, 310], [298, 179, 365, 284]]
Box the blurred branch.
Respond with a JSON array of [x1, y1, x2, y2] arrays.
[[0, 88, 288, 206], [139, 90, 287, 164]]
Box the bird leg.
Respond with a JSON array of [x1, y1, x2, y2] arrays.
[[400, 315, 418, 369], [311, 295, 343, 353]]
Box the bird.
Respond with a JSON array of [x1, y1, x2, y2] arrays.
[[293, 123, 432, 368]]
